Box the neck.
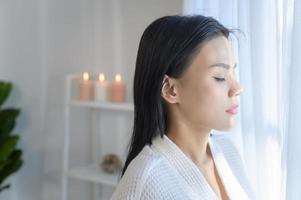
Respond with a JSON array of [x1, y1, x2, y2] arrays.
[[166, 121, 213, 166]]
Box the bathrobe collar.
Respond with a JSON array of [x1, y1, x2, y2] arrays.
[[151, 134, 250, 200]]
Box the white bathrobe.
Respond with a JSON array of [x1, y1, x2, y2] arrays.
[[111, 133, 256, 200]]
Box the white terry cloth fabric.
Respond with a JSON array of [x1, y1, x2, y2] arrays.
[[110, 133, 256, 200]]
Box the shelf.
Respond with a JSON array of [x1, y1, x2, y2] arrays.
[[70, 100, 134, 112], [66, 163, 120, 187], [63, 74, 131, 200]]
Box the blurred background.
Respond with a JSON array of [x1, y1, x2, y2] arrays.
[[0, 0, 300, 200]]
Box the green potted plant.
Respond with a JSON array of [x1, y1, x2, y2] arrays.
[[0, 81, 23, 192]]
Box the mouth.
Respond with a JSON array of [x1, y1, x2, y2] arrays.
[[226, 104, 239, 115]]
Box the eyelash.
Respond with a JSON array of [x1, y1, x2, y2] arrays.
[[214, 77, 226, 82]]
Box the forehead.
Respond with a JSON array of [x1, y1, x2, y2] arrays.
[[190, 36, 235, 72]]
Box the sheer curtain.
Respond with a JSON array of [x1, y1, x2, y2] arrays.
[[183, 0, 300, 200]]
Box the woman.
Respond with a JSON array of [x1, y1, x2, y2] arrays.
[[111, 15, 256, 200]]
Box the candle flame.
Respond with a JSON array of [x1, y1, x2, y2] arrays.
[[83, 72, 89, 80], [115, 74, 121, 82], [99, 73, 105, 82]]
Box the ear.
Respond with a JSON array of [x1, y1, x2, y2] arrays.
[[161, 75, 181, 104]]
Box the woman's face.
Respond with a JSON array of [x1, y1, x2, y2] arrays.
[[177, 36, 243, 131]]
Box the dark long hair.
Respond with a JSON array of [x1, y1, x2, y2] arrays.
[[122, 15, 230, 176]]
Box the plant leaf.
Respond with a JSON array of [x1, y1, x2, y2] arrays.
[[0, 136, 19, 165], [0, 149, 23, 185], [0, 109, 20, 143], [0, 82, 12, 107]]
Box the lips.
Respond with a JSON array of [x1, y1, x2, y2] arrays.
[[226, 104, 239, 114]]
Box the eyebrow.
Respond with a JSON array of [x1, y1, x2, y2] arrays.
[[208, 63, 237, 70]]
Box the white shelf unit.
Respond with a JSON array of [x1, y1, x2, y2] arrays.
[[62, 74, 134, 200]]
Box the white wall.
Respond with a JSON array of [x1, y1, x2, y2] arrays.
[[1, 0, 183, 200], [0, 0, 46, 200]]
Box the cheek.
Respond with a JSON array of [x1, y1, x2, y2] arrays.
[[198, 82, 235, 130], [180, 80, 231, 128], [198, 84, 225, 116], [197, 80, 228, 108], [181, 80, 225, 117]]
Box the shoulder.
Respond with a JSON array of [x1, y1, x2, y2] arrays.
[[110, 145, 165, 200]]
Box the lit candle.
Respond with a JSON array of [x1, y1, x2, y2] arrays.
[[109, 73, 126, 103], [95, 73, 109, 102], [79, 72, 94, 101]]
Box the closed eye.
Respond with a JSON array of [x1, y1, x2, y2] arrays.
[[214, 77, 225, 82]]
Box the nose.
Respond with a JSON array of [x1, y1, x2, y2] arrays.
[[229, 80, 243, 97]]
